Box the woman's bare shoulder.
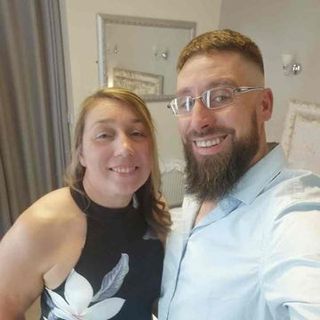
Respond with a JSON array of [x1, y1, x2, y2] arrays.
[[1, 188, 86, 274], [10, 187, 85, 248], [25, 187, 83, 224], [0, 188, 86, 313]]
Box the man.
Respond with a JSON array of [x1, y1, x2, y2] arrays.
[[159, 29, 320, 320]]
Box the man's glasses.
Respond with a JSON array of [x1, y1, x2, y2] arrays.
[[167, 86, 264, 116]]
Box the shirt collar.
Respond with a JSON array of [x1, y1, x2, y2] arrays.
[[229, 143, 287, 205], [181, 144, 287, 229]]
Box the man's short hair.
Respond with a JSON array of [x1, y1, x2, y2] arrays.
[[177, 29, 264, 74]]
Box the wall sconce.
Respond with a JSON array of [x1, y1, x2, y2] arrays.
[[281, 53, 302, 75], [106, 44, 119, 55], [153, 46, 169, 60]]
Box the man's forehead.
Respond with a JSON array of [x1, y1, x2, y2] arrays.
[[176, 52, 263, 93]]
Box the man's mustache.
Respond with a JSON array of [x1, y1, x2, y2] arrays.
[[186, 126, 235, 140]]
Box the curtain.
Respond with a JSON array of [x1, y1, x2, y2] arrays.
[[0, 0, 70, 237]]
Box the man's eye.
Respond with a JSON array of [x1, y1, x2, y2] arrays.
[[179, 97, 192, 111], [212, 94, 231, 104], [215, 95, 228, 102], [180, 100, 188, 109]]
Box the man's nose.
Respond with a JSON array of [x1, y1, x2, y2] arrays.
[[189, 98, 215, 131]]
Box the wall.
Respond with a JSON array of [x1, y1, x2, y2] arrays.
[[62, 0, 222, 163], [219, 0, 320, 142]]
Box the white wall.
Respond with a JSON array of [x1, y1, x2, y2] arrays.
[[219, 0, 320, 142], [62, 0, 222, 163]]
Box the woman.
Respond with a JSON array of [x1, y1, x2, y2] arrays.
[[0, 87, 171, 319]]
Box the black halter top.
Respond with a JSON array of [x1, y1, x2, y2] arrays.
[[40, 187, 164, 319]]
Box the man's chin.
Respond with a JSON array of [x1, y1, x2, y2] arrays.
[[193, 150, 227, 166]]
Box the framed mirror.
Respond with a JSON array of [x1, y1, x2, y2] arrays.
[[97, 14, 196, 101]]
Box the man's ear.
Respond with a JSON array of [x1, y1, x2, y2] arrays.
[[260, 88, 273, 121]]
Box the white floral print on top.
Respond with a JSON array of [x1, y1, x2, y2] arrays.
[[44, 253, 129, 320]]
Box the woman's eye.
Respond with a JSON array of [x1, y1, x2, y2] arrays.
[[131, 130, 145, 137], [95, 132, 113, 139]]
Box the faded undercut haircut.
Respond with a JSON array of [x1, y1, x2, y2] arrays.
[[177, 29, 264, 74], [65, 87, 171, 240]]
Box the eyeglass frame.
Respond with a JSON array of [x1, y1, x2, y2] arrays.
[[167, 86, 265, 116]]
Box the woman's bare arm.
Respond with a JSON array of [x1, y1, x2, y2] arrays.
[[0, 187, 86, 319], [0, 210, 48, 318]]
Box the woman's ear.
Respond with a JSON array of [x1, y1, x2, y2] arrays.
[[260, 88, 273, 121], [78, 146, 86, 167]]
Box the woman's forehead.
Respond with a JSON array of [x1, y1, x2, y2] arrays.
[[84, 99, 144, 129]]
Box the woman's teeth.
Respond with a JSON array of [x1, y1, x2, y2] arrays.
[[111, 166, 136, 173]]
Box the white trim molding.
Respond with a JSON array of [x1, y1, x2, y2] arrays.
[[281, 99, 320, 174], [160, 159, 185, 208]]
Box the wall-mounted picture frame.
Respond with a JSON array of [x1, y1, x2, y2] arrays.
[[281, 99, 320, 174], [113, 67, 163, 96], [96, 14, 196, 101]]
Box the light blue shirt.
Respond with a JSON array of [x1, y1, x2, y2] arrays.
[[159, 145, 320, 320]]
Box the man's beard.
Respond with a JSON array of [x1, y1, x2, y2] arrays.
[[183, 114, 260, 202]]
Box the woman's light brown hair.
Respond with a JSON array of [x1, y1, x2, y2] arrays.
[[65, 87, 171, 240]]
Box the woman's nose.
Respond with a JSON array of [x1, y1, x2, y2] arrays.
[[114, 134, 134, 157]]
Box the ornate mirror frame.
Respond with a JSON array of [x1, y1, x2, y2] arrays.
[[97, 14, 196, 101]]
